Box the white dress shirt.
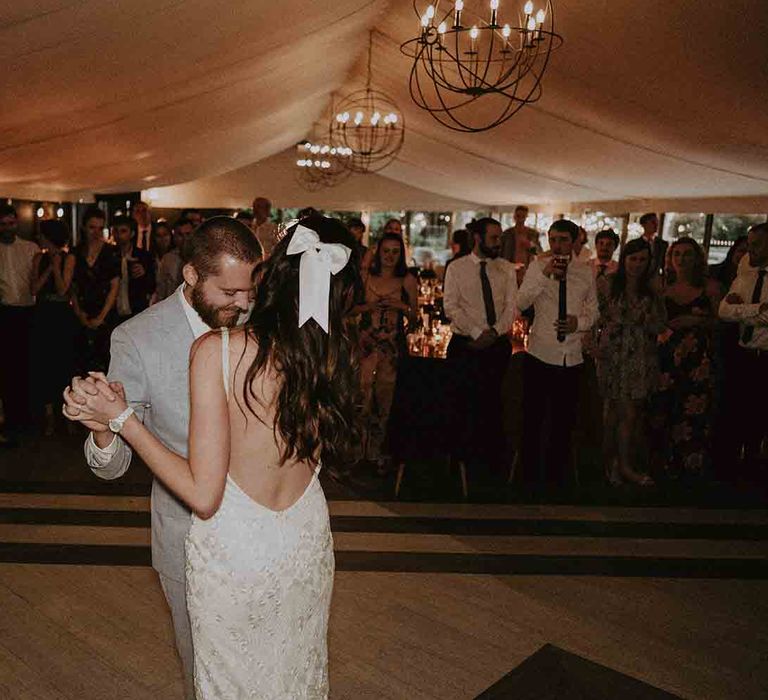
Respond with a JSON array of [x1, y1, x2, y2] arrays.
[[86, 284, 209, 461], [589, 258, 618, 279], [136, 225, 152, 251], [443, 253, 518, 339], [719, 262, 768, 350], [517, 256, 599, 367], [0, 237, 39, 306]]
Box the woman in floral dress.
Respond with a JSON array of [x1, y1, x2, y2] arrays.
[[652, 237, 722, 479], [354, 233, 418, 471], [595, 238, 666, 486]]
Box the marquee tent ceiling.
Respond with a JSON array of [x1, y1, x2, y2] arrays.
[[1, 0, 767, 212]]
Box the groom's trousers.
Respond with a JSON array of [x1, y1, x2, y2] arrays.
[[159, 573, 195, 700]]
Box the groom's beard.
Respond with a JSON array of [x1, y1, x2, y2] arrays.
[[191, 285, 242, 329]]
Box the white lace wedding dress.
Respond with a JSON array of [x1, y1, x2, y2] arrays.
[[184, 329, 335, 699]]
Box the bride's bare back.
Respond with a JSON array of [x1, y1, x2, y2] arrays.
[[224, 327, 315, 512]]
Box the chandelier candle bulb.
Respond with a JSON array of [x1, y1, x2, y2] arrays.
[[426, 4, 435, 20], [490, 0, 499, 26], [524, 0, 534, 17], [454, 0, 464, 27]]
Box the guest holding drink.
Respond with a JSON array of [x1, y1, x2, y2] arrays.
[[517, 219, 598, 494], [354, 233, 418, 472], [30, 219, 77, 435], [72, 206, 120, 374], [114, 215, 156, 321], [594, 238, 666, 486], [651, 237, 721, 479]]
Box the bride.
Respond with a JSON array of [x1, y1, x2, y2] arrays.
[[72, 216, 360, 698]]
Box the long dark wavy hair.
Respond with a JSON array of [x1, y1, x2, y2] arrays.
[[610, 237, 655, 300], [369, 232, 407, 277], [240, 215, 361, 466]]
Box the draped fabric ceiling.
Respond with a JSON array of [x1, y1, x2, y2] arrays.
[[2, 0, 767, 213]]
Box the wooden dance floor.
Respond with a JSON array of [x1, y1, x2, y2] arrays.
[[0, 434, 766, 698]]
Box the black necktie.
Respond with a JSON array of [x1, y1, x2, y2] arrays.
[[557, 277, 567, 342], [741, 269, 766, 344], [479, 261, 497, 327]]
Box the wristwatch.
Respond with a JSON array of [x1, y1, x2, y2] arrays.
[[108, 406, 135, 434]]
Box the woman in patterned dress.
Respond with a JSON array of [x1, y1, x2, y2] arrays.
[[595, 238, 666, 486]]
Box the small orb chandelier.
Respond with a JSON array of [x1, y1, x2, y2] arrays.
[[401, 0, 563, 132], [295, 140, 353, 191], [329, 32, 405, 174]]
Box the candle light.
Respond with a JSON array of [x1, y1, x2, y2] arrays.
[[454, 0, 464, 28], [437, 21, 447, 45], [536, 8, 545, 40], [490, 0, 499, 26], [526, 16, 536, 45]]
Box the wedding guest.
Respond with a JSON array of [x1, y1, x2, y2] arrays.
[[573, 226, 593, 264], [179, 208, 203, 228], [354, 233, 418, 472], [150, 220, 173, 269], [640, 212, 668, 276], [651, 237, 721, 480], [156, 217, 193, 301], [591, 229, 620, 280], [131, 200, 153, 250], [252, 197, 279, 257], [517, 219, 598, 493], [444, 228, 471, 275], [113, 215, 156, 321], [71, 206, 120, 374], [710, 235, 749, 476], [348, 217, 368, 263], [718, 223, 768, 476], [595, 238, 666, 487], [444, 217, 517, 473], [501, 205, 540, 267], [0, 203, 39, 446], [31, 219, 77, 435], [383, 218, 403, 236]]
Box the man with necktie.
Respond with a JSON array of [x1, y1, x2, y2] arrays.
[[640, 213, 668, 277], [719, 221, 768, 475], [444, 217, 518, 479], [517, 219, 598, 494], [590, 228, 620, 282]]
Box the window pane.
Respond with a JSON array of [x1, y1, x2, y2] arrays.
[[409, 211, 451, 267], [708, 214, 767, 264], [662, 213, 706, 245], [583, 211, 624, 259]]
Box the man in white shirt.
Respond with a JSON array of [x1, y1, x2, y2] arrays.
[[252, 196, 279, 258], [517, 219, 598, 493], [0, 203, 39, 447], [718, 221, 768, 472], [444, 217, 518, 473], [62, 218, 262, 698], [590, 228, 620, 280]]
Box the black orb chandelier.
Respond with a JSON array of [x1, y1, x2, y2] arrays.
[[401, 0, 563, 132], [295, 139, 353, 191], [329, 32, 405, 174]]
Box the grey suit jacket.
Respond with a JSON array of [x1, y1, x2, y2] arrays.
[[86, 292, 194, 583]]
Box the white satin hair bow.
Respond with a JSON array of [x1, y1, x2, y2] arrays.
[[286, 222, 351, 333]]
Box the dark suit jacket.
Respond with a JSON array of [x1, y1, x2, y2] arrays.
[[650, 237, 668, 276], [125, 247, 156, 315]]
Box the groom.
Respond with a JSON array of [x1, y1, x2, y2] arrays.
[[63, 217, 262, 697]]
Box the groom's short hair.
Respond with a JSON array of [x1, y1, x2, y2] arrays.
[[183, 216, 262, 279]]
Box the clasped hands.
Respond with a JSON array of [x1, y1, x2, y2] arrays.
[[469, 328, 498, 350], [62, 373, 128, 430]]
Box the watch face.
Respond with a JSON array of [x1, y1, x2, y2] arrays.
[[109, 418, 121, 433]]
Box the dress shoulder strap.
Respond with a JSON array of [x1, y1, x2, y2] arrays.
[[220, 327, 230, 400]]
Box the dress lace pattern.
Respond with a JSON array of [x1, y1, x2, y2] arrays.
[[185, 467, 334, 699]]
